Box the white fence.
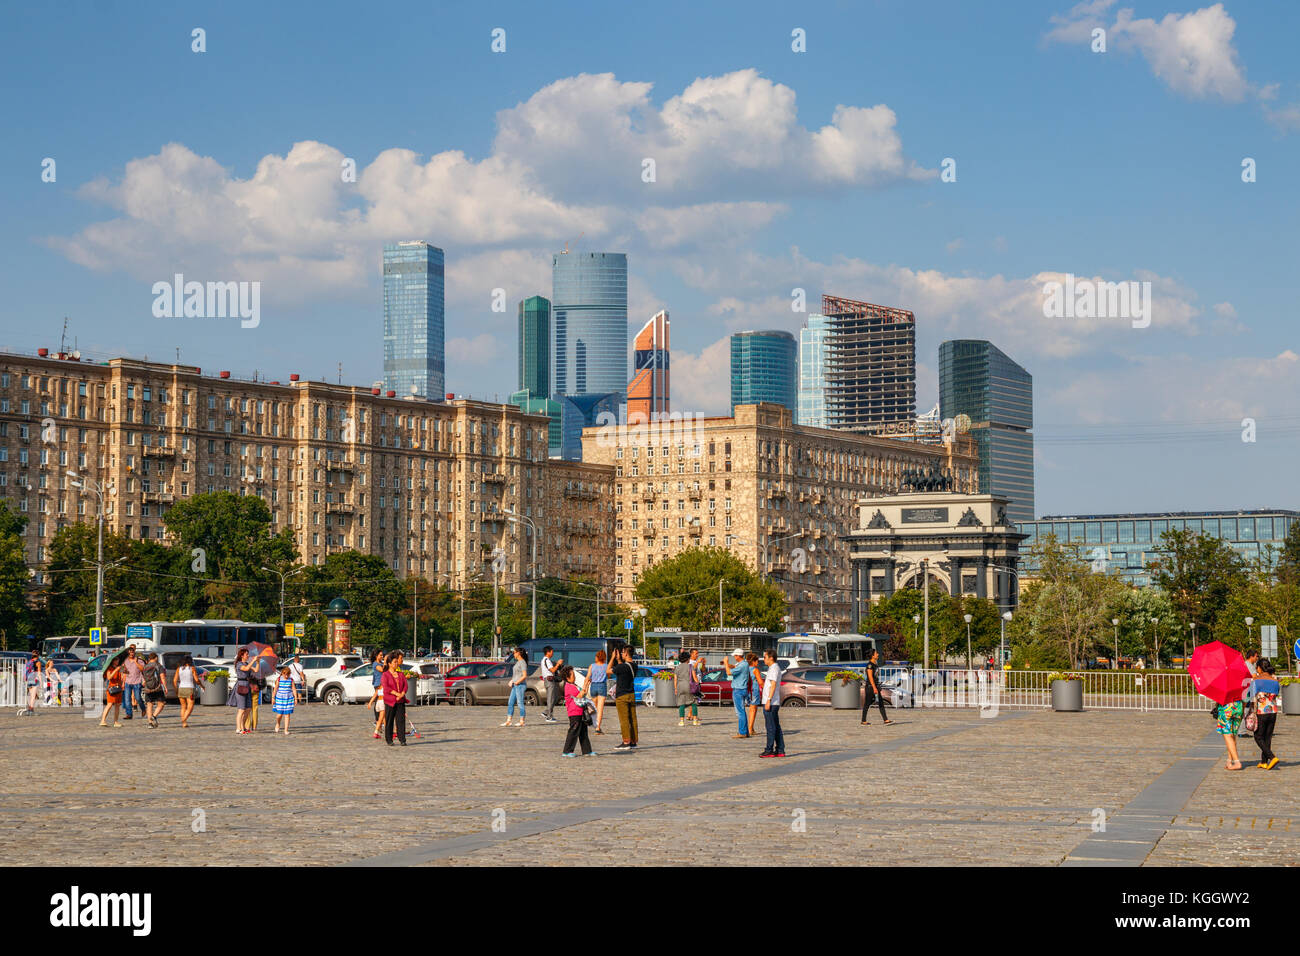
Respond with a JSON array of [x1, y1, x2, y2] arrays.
[[898, 668, 1207, 712]]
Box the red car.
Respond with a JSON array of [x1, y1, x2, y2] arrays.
[[442, 660, 504, 699], [695, 667, 735, 705]]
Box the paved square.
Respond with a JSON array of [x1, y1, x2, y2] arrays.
[[0, 700, 1292, 866]]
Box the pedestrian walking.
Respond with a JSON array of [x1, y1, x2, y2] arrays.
[[540, 645, 561, 723], [561, 665, 595, 757], [1213, 698, 1245, 770], [99, 655, 124, 728], [43, 658, 62, 707], [381, 654, 409, 746], [759, 649, 785, 758], [586, 649, 609, 735], [23, 653, 41, 714], [1249, 659, 1281, 770], [744, 652, 762, 737], [228, 647, 255, 735], [502, 646, 529, 727], [861, 649, 893, 726], [1240, 648, 1261, 738], [175, 654, 199, 728], [369, 650, 386, 739], [723, 648, 751, 737], [246, 658, 265, 731], [287, 654, 307, 703], [273, 665, 296, 734], [140, 651, 169, 727], [610, 646, 639, 750], [121, 645, 144, 719], [673, 651, 699, 727]]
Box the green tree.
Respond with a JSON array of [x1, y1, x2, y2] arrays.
[[0, 500, 29, 647], [635, 547, 785, 631], [303, 551, 406, 649], [1148, 529, 1247, 641], [1012, 533, 1127, 668]]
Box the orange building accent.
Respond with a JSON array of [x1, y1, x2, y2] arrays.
[[627, 310, 669, 423]]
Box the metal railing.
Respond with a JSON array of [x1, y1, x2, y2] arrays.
[[894, 668, 1206, 712]]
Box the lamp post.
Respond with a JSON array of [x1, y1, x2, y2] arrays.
[[505, 509, 539, 642], [1188, 621, 1196, 661], [963, 613, 973, 670], [68, 470, 113, 630], [1245, 616, 1254, 650], [1149, 617, 1159, 668], [1112, 618, 1120, 670], [638, 607, 647, 655], [912, 613, 920, 653], [1000, 611, 1013, 668], [260, 565, 305, 632], [459, 570, 483, 657]]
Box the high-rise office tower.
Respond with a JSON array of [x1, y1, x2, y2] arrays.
[[730, 330, 797, 415], [821, 295, 915, 430], [551, 251, 628, 459], [939, 339, 1035, 525], [797, 314, 829, 427], [382, 241, 445, 400], [517, 295, 551, 398], [627, 310, 669, 423]]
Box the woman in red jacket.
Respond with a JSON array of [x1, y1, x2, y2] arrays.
[[380, 654, 409, 746]]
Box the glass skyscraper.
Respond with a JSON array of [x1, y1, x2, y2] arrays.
[[730, 330, 797, 415], [551, 251, 628, 459], [797, 314, 829, 427], [517, 295, 550, 398], [939, 339, 1034, 525], [383, 241, 445, 400]]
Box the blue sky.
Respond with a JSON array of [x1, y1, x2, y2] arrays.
[[2, 0, 1298, 516]]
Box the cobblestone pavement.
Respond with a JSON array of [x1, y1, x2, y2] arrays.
[[0, 700, 1292, 866]]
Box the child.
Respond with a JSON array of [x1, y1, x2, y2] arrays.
[[560, 665, 594, 757], [272, 665, 296, 734], [1249, 659, 1281, 770]]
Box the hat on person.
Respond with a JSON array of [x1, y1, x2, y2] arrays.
[[732, 648, 745, 658]]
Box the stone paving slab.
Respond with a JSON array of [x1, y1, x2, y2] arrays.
[[0, 701, 1290, 866]]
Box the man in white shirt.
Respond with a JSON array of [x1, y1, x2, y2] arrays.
[[540, 646, 562, 723], [759, 650, 784, 758], [287, 654, 307, 702]]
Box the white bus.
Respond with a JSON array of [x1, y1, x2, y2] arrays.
[[124, 619, 285, 659], [775, 633, 888, 670], [40, 634, 133, 661]]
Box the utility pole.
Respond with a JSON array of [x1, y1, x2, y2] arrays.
[[719, 578, 725, 629], [412, 577, 418, 657], [492, 570, 500, 658], [69, 471, 112, 629], [922, 557, 930, 671]]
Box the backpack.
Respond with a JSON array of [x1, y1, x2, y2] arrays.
[[143, 664, 162, 693]]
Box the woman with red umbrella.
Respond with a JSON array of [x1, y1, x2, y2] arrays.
[[1190, 641, 1252, 771]]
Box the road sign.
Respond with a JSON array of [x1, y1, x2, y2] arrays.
[[88, 627, 105, 646], [1260, 625, 1277, 658], [624, 619, 633, 630]]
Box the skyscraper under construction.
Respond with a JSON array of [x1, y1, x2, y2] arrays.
[[820, 294, 915, 431]]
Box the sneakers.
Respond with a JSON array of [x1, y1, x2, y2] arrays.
[[500, 719, 514, 727], [586, 752, 598, 757], [760, 752, 776, 758], [678, 719, 685, 727], [775, 752, 786, 757], [544, 717, 558, 724], [562, 752, 576, 758], [614, 743, 631, 751]]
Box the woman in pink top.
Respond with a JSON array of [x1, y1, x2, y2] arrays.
[[560, 665, 594, 757], [380, 655, 409, 747]]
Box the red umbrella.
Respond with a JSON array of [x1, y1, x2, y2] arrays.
[[244, 641, 280, 679], [1188, 641, 1250, 705]]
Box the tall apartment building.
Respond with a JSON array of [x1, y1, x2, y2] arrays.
[[797, 314, 829, 427], [581, 403, 978, 631], [552, 251, 628, 459], [382, 241, 445, 400], [821, 295, 915, 430], [939, 339, 1034, 525], [0, 351, 614, 595], [627, 310, 669, 423], [729, 330, 797, 416]]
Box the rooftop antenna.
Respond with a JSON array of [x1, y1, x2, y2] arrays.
[[338, 362, 343, 384], [175, 347, 180, 365], [60, 316, 69, 354]]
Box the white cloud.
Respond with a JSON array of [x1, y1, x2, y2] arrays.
[[669, 336, 732, 416], [1047, 3, 1256, 102]]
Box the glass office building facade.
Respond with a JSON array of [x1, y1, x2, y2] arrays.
[[509, 389, 562, 458], [1020, 511, 1299, 588], [518, 295, 550, 397], [730, 330, 797, 415], [939, 339, 1034, 526], [383, 241, 445, 400], [797, 314, 829, 427], [552, 252, 628, 459]]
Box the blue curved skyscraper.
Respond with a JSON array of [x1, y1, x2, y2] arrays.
[[383, 241, 445, 400], [730, 330, 797, 415], [552, 251, 628, 459]]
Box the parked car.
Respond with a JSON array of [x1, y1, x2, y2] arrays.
[[695, 668, 734, 705], [402, 659, 448, 703], [295, 654, 365, 700], [440, 660, 504, 700], [778, 666, 894, 709], [452, 663, 547, 706], [315, 662, 384, 706]]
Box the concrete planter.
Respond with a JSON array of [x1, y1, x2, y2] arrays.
[[200, 676, 228, 706], [1282, 683, 1300, 716], [405, 676, 418, 706], [830, 679, 864, 710], [654, 679, 676, 708], [1051, 679, 1083, 712]]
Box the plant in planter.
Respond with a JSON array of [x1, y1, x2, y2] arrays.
[[1281, 676, 1300, 716], [652, 669, 676, 707], [1046, 672, 1082, 683], [1048, 672, 1083, 712], [200, 669, 230, 706], [824, 670, 864, 709], [204, 669, 230, 683]]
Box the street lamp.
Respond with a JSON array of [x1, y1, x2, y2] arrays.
[[1245, 616, 1254, 649], [638, 607, 647, 655], [1000, 611, 1013, 668], [460, 570, 484, 657], [505, 509, 540, 642], [68, 470, 114, 630], [1149, 617, 1159, 667], [963, 613, 973, 670], [260, 565, 305, 632], [1112, 618, 1120, 670]]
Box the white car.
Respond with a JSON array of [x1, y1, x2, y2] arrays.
[[293, 653, 365, 700], [315, 661, 388, 706]]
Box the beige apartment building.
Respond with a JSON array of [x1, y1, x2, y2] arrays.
[[0, 351, 613, 596], [581, 403, 979, 631]]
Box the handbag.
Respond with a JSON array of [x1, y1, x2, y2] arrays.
[[1244, 712, 1258, 733], [235, 679, 251, 695]]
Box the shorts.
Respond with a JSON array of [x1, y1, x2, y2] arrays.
[[145, 690, 165, 703], [1216, 700, 1244, 735], [375, 697, 386, 712], [178, 687, 194, 699], [589, 681, 607, 697]]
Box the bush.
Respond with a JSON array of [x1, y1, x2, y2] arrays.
[[1046, 672, 1082, 683], [204, 669, 229, 683], [824, 670, 864, 683]]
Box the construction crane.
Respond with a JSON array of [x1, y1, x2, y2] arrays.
[[561, 232, 584, 254]]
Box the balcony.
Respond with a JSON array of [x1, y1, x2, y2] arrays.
[[142, 491, 175, 504], [325, 502, 356, 515], [688, 524, 702, 536], [325, 459, 355, 472], [688, 486, 703, 499], [563, 485, 598, 499], [482, 472, 506, 485], [142, 446, 174, 459]]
